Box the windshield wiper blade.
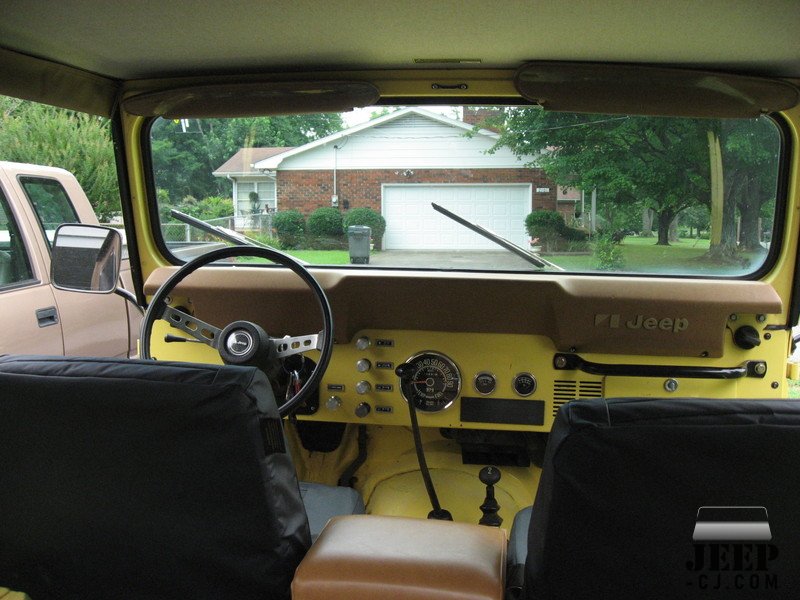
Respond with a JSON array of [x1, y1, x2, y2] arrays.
[[430, 203, 564, 271], [169, 209, 275, 250]]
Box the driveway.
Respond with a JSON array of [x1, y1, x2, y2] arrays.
[[367, 250, 540, 270]]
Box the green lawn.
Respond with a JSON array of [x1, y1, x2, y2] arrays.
[[789, 380, 800, 399], [546, 236, 768, 276], [284, 249, 351, 264], [235, 237, 767, 275]]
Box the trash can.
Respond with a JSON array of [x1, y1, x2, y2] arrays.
[[347, 225, 371, 264]]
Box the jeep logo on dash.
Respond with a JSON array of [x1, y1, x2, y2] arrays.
[[594, 313, 688, 333]]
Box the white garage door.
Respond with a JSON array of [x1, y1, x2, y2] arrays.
[[382, 184, 531, 250]]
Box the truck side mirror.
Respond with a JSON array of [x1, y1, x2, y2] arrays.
[[51, 224, 122, 294]]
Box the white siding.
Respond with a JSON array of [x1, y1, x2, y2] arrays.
[[382, 184, 531, 250], [278, 113, 534, 170]]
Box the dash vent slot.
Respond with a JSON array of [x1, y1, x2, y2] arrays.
[[552, 380, 603, 417]]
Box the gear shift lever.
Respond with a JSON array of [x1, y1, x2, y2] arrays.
[[478, 465, 502, 527]]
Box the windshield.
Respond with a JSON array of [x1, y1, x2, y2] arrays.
[[149, 105, 783, 276]]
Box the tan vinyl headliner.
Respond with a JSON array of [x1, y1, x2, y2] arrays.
[[1, 0, 800, 115], [3, 0, 800, 80]]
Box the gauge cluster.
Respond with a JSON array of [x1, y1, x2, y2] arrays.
[[309, 330, 564, 431]]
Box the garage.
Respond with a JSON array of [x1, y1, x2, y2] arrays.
[[382, 184, 532, 250]]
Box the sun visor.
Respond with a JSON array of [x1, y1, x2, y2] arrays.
[[123, 81, 381, 118], [0, 47, 117, 117], [514, 62, 800, 118]]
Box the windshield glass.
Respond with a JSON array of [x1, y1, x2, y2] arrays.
[[149, 106, 783, 276]]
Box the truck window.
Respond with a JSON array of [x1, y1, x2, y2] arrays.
[[19, 177, 79, 248], [0, 189, 34, 286]]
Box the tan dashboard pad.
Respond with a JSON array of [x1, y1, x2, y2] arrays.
[[145, 267, 781, 358]]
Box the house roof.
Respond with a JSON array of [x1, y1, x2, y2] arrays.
[[213, 147, 293, 176], [252, 107, 499, 170]]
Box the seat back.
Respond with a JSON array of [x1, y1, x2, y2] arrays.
[[525, 397, 800, 600], [0, 355, 310, 600]]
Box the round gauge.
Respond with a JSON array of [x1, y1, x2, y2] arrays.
[[474, 372, 497, 395], [513, 372, 537, 397], [399, 352, 461, 412]]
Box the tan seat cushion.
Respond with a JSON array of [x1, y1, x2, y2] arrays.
[[292, 515, 506, 600]]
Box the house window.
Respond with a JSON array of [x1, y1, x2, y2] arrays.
[[237, 181, 276, 215]]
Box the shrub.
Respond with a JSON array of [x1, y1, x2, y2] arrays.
[[343, 207, 387, 250], [593, 233, 625, 271], [177, 195, 234, 221], [307, 207, 344, 237], [272, 209, 306, 248], [525, 210, 587, 252]]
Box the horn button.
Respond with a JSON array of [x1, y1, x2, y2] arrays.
[[219, 321, 275, 366]]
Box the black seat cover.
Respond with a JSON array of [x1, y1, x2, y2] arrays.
[[0, 355, 311, 600], [525, 397, 800, 600]]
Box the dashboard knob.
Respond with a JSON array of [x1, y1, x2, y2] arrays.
[[356, 359, 372, 372], [733, 325, 761, 350], [326, 395, 342, 411], [355, 380, 372, 395], [355, 336, 371, 350], [355, 402, 371, 418]]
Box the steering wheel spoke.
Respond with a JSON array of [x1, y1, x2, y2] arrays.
[[272, 332, 323, 358], [162, 305, 222, 348]]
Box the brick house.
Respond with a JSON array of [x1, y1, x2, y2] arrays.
[[214, 108, 574, 250]]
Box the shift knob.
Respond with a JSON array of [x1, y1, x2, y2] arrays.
[[479, 465, 501, 486]]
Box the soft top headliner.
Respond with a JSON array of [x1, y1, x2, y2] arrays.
[[1, 0, 799, 115]]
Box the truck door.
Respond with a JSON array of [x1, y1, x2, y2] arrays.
[[17, 174, 131, 358], [0, 187, 64, 355]]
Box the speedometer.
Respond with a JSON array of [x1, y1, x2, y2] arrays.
[[398, 351, 461, 412]]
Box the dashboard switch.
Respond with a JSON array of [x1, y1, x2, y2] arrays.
[[355, 336, 371, 350], [355, 402, 371, 418], [325, 395, 342, 411], [356, 359, 372, 372], [355, 380, 372, 395]]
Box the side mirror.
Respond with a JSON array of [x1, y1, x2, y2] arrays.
[[51, 224, 122, 294]]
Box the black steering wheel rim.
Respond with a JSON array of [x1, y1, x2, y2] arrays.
[[140, 245, 334, 417]]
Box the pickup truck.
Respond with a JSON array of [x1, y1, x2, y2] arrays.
[[0, 161, 138, 357]]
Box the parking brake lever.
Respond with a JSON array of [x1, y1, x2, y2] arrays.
[[395, 362, 453, 521]]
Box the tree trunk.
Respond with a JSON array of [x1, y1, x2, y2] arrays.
[[656, 210, 673, 245], [641, 208, 654, 237], [706, 131, 740, 262], [706, 181, 739, 261], [668, 216, 679, 242], [738, 178, 762, 251]]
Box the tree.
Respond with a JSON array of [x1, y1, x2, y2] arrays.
[[490, 108, 714, 246], [150, 114, 345, 204], [0, 97, 120, 220], [721, 118, 780, 251]]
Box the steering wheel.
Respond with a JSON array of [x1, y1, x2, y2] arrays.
[[140, 245, 333, 417]]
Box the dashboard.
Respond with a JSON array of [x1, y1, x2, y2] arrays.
[[144, 265, 789, 432]]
